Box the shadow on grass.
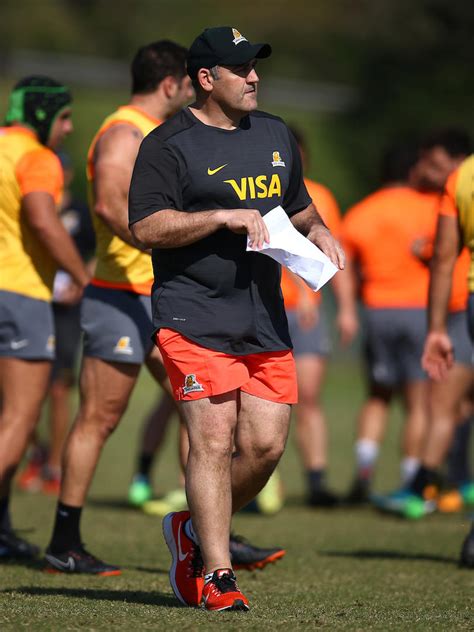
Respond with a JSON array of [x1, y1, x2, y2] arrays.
[[321, 549, 457, 564], [2, 586, 182, 608]]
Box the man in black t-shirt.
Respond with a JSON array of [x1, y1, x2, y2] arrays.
[[129, 26, 344, 612]]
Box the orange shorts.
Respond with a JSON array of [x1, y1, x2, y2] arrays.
[[156, 328, 297, 404]]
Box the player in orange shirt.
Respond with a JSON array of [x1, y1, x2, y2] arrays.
[[0, 77, 89, 559], [282, 128, 358, 506], [342, 142, 437, 503]]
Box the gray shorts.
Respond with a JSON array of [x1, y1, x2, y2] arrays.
[[448, 310, 473, 366], [364, 307, 427, 387], [81, 285, 154, 364], [286, 308, 331, 358], [0, 290, 55, 360]]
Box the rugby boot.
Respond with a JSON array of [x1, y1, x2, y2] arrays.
[[230, 533, 286, 571], [44, 545, 121, 575], [0, 529, 40, 560]]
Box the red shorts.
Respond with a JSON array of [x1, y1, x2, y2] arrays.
[[156, 328, 297, 404]]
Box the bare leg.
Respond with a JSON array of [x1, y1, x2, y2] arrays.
[[294, 355, 327, 469], [0, 358, 51, 496], [47, 379, 73, 470], [180, 392, 238, 572], [232, 392, 290, 512], [423, 365, 473, 468], [60, 357, 140, 506], [401, 380, 429, 459]]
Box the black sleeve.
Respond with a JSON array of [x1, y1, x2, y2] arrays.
[[283, 127, 312, 217], [128, 135, 183, 226]]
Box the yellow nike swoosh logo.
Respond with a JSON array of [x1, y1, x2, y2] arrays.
[[207, 164, 228, 175]]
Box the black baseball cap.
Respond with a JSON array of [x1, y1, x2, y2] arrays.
[[187, 27, 272, 80]]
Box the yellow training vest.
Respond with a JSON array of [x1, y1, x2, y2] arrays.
[[455, 156, 474, 292], [87, 106, 161, 294], [0, 127, 63, 301]]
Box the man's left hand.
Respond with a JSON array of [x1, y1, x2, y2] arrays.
[[307, 225, 345, 270]]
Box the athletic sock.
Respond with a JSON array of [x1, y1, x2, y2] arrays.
[[49, 502, 83, 554], [0, 496, 11, 532], [355, 439, 379, 481], [137, 453, 154, 479], [400, 457, 421, 487], [184, 518, 198, 544], [307, 469, 325, 494], [410, 465, 438, 497]]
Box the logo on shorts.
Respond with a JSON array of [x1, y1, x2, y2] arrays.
[[271, 151, 285, 167], [114, 336, 133, 355], [183, 374, 204, 395], [232, 28, 247, 45], [46, 335, 56, 352]]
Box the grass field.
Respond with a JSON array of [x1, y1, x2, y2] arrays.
[[1, 361, 473, 630]]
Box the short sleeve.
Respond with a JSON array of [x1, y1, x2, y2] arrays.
[[439, 169, 459, 218], [16, 148, 63, 203], [283, 128, 312, 216], [129, 135, 183, 226]]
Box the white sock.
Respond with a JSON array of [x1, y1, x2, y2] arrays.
[[400, 457, 420, 487], [184, 518, 198, 544], [355, 439, 379, 478]]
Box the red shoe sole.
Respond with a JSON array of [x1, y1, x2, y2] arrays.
[[233, 549, 286, 571], [44, 567, 122, 576]]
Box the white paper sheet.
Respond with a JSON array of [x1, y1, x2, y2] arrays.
[[246, 205, 338, 291]]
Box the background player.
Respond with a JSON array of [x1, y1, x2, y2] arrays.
[[0, 76, 89, 558], [45, 41, 193, 575], [282, 126, 358, 506]]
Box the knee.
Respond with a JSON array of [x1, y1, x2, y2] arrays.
[[189, 427, 234, 461], [76, 405, 121, 443], [251, 436, 286, 466]]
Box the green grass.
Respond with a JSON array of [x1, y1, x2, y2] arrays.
[[1, 362, 473, 630]]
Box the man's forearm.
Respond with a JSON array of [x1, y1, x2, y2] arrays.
[[428, 256, 455, 332], [131, 209, 225, 248], [290, 204, 327, 237]]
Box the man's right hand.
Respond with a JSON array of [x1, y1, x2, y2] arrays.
[[421, 331, 454, 381], [219, 209, 270, 250]]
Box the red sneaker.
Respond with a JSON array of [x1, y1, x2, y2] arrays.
[[162, 511, 204, 606], [17, 462, 42, 492], [202, 569, 249, 611]]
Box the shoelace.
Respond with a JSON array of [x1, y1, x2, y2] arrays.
[[189, 545, 204, 578], [212, 572, 238, 594]]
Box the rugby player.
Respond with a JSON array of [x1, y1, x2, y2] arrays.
[[282, 127, 357, 507], [0, 76, 89, 558], [421, 150, 474, 567], [45, 41, 193, 575], [129, 26, 344, 611]]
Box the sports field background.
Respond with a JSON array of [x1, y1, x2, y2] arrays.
[[1, 361, 472, 630]]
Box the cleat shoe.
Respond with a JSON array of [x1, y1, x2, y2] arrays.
[[460, 525, 474, 569], [0, 529, 40, 560], [372, 488, 436, 519], [44, 545, 121, 575], [437, 489, 463, 513], [17, 462, 43, 493], [460, 482, 474, 506], [308, 486, 340, 508], [202, 569, 249, 611], [128, 474, 153, 507], [230, 533, 286, 571], [162, 511, 204, 606], [343, 479, 370, 506], [142, 488, 187, 517]]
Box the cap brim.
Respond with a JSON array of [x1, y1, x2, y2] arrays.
[[221, 42, 272, 67]]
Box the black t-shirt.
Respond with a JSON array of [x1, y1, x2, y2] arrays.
[[129, 107, 311, 355]]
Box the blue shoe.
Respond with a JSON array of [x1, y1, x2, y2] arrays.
[[128, 475, 152, 507], [371, 488, 436, 519]]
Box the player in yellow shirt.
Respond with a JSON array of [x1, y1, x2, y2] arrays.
[[0, 76, 89, 559], [45, 41, 193, 575], [422, 150, 474, 567]]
